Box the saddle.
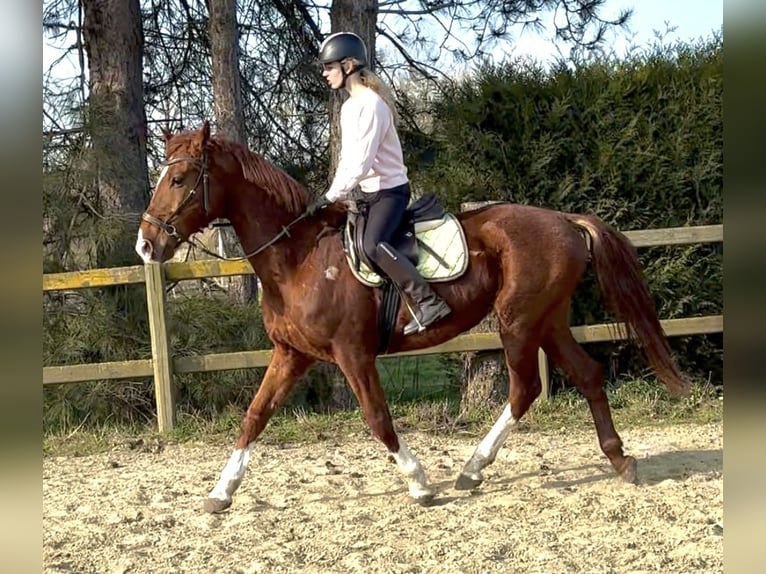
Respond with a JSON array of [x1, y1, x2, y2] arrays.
[[343, 193, 469, 288], [341, 193, 469, 354]]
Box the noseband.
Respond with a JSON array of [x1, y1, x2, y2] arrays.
[[141, 150, 210, 242]]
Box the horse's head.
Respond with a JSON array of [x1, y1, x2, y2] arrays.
[[136, 122, 222, 263]]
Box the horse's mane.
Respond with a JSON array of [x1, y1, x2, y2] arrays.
[[168, 132, 310, 214]]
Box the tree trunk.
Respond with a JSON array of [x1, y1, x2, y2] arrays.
[[82, 0, 148, 267], [460, 350, 508, 412], [459, 201, 508, 414], [206, 0, 258, 303], [207, 0, 247, 144], [327, 0, 378, 178]]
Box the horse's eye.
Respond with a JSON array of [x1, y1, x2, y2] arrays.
[[171, 175, 184, 187]]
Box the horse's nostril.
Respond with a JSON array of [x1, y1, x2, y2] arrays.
[[140, 239, 153, 260], [136, 229, 154, 262]]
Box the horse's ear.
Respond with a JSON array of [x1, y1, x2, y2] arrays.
[[161, 126, 173, 143], [196, 121, 211, 147]]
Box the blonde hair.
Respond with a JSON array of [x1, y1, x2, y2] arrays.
[[344, 59, 399, 126]]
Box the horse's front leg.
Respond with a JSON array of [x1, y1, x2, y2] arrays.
[[336, 354, 435, 505], [204, 345, 314, 513]]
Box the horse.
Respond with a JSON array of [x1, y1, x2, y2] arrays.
[[136, 122, 689, 513]]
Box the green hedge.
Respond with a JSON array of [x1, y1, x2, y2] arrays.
[[403, 36, 722, 385]]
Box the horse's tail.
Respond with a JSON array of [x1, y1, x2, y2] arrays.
[[566, 214, 691, 396]]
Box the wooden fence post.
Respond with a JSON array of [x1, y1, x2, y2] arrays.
[[144, 262, 175, 432]]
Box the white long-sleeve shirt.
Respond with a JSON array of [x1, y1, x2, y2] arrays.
[[325, 87, 409, 202]]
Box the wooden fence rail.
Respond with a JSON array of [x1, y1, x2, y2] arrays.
[[43, 224, 723, 432]]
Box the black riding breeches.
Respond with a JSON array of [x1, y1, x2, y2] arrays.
[[360, 182, 411, 266]]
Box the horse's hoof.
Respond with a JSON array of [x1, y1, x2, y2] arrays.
[[203, 497, 232, 514], [618, 456, 638, 484], [414, 492, 436, 507], [454, 473, 483, 491]]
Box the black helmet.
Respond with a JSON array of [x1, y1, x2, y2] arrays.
[[318, 32, 367, 66]]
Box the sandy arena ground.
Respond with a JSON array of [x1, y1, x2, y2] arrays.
[[43, 421, 723, 574]]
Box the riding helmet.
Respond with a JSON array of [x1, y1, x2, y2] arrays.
[[318, 32, 368, 66]]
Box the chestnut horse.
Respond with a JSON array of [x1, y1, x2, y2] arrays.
[[136, 122, 688, 513]]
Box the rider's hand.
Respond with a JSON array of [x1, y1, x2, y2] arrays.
[[305, 198, 330, 216]]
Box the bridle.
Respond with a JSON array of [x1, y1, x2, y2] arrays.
[[141, 148, 318, 262], [141, 150, 210, 243]]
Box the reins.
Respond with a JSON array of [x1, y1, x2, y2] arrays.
[[186, 212, 313, 262]]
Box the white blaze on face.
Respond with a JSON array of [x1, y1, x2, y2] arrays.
[[154, 163, 171, 195], [135, 161, 174, 263]]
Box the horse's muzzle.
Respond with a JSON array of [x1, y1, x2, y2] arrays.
[[135, 227, 171, 263]]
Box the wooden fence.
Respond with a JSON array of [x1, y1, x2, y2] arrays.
[[43, 224, 724, 432]]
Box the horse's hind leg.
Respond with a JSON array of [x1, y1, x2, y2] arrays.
[[204, 344, 314, 513], [335, 353, 435, 505], [542, 312, 637, 483], [455, 330, 542, 490]]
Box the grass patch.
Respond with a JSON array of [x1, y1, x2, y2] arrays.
[[525, 378, 723, 431], [376, 355, 461, 403], [44, 378, 722, 458], [43, 420, 150, 458]]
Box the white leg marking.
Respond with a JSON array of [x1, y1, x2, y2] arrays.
[[207, 444, 253, 504], [462, 404, 517, 480], [392, 437, 434, 500]]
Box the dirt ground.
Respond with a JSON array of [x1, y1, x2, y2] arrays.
[[43, 421, 723, 574]]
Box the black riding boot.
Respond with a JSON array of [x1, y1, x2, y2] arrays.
[[375, 242, 451, 335]]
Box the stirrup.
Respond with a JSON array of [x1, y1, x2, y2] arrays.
[[403, 302, 451, 336], [404, 315, 426, 336]]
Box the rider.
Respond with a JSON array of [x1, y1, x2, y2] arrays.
[[315, 31, 451, 335]]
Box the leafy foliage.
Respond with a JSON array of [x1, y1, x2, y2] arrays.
[[403, 36, 722, 386], [410, 37, 722, 227]]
